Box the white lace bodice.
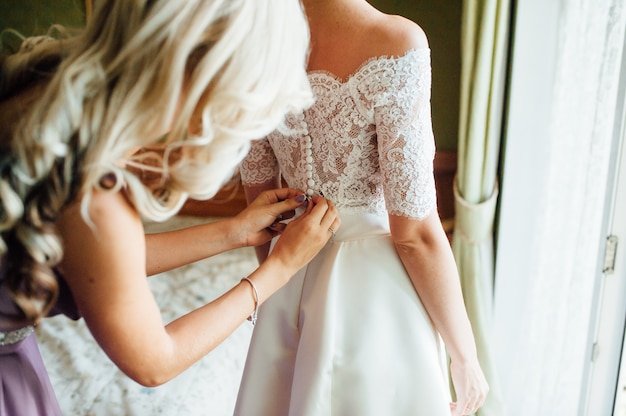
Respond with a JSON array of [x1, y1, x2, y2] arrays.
[[241, 48, 436, 220]]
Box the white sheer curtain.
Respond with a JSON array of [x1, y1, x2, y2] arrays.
[[494, 1, 626, 415]]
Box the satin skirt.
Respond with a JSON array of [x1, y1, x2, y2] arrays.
[[234, 212, 450, 416]]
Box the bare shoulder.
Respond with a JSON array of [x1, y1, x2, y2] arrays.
[[58, 188, 142, 244], [56, 188, 145, 290], [370, 13, 429, 56]]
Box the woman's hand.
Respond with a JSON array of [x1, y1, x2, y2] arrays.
[[232, 187, 308, 247], [267, 195, 340, 279], [449, 358, 489, 415]]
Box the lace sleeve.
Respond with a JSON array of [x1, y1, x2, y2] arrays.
[[374, 49, 437, 220], [240, 138, 279, 186]]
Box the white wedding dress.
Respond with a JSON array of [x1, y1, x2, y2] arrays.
[[234, 48, 451, 416]]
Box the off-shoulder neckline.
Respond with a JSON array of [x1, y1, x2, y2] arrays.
[[307, 48, 430, 85]]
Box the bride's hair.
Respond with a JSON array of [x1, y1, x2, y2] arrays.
[[0, 0, 313, 324]]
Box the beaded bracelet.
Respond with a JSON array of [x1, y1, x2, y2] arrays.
[[241, 277, 259, 325]]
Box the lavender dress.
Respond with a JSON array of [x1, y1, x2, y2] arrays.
[[0, 254, 80, 415]]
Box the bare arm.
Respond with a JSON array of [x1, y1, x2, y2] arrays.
[[57, 189, 338, 387], [243, 180, 282, 264], [144, 218, 249, 275], [144, 186, 302, 275], [389, 212, 488, 414]]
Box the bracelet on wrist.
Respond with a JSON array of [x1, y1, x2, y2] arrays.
[[241, 277, 259, 325]]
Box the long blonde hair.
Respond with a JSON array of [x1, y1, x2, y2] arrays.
[[0, 0, 313, 324]]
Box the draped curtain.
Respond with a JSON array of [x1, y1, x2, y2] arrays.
[[452, 0, 510, 415]]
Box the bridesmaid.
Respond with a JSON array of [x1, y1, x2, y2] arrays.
[[0, 0, 339, 414]]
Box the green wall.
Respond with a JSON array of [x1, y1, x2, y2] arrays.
[[1, 0, 460, 151], [0, 0, 85, 53], [369, 0, 461, 151]]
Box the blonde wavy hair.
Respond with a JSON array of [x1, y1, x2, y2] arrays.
[[0, 0, 313, 324]]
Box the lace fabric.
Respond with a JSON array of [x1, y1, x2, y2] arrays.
[[241, 48, 436, 220]]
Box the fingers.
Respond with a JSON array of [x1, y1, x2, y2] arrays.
[[322, 209, 341, 240], [449, 402, 468, 416], [261, 187, 305, 204], [243, 189, 306, 235], [450, 400, 480, 416], [266, 194, 339, 243], [452, 387, 487, 415], [309, 197, 340, 242], [264, 195, 341, 275], [266, 194, 306, 226], [307, 196, 337, 222], [253, 191, 339, 234], [450, 379, 489, 415], [327, 218, 340, 238], [449, 358, 489, 416], [267, 222, 287, 234], [253, 189, 306, 215], [280, 193, 308, 211]]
